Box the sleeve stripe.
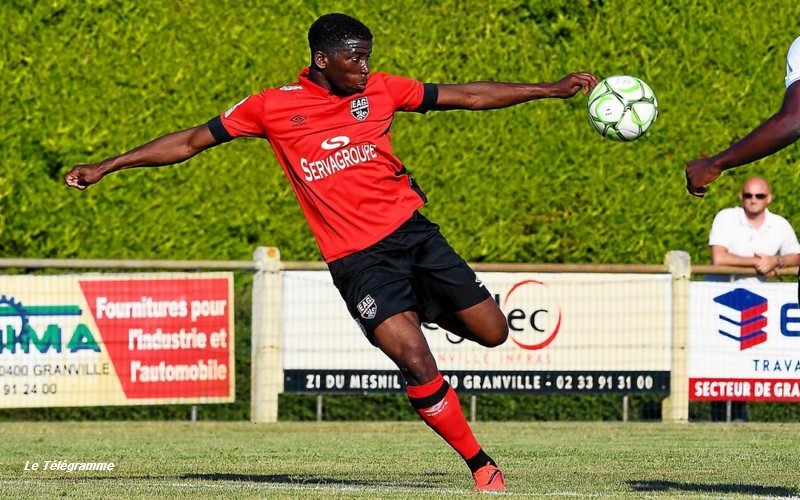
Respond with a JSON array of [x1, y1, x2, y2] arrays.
[[413, 83, 439, 114], [206, 116, 234, 143]]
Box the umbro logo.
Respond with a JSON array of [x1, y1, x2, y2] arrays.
[[321, 136, 350, 150], [423, 399, 448, 417]]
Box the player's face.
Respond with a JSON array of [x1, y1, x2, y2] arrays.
[[321, 40, 372, 96]]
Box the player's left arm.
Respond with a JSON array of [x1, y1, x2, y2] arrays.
[[686, 82, 800, 196], [433, 72, 598, 110], [709, 81, 800, 171], [64, 124, 220, 190]]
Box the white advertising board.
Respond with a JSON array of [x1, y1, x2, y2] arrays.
[[282, 271, 671, 394], [689, 281, 800, 401]]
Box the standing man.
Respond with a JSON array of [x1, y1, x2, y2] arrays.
[[706, 175, 800, 422], [709, 176, 800, 282], [686, 35, 800, 196], [64, 13, 598, 491]]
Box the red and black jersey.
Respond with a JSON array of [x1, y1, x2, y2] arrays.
[[208, 68, 438, 262]]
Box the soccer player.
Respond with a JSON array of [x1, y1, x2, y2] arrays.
[[64, 13, 597, 491], [685, 35, 800, 196]]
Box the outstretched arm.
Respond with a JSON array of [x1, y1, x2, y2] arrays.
[[64, 123, 219, 190], [433, 72, 598, 110], [685, 81, 800, 197]]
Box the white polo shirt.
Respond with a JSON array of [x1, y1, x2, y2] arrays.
[[709, 207, 800, 258], [786, 36, 800, 88]]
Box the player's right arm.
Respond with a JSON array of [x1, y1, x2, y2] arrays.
[[64, 124, 220, 190], [64, 91, 266, 190]]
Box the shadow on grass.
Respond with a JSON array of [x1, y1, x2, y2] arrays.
[[181, 472, 446, 489], [629, 480, 797, 497]]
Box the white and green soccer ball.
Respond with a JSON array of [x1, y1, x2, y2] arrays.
[[587, 75, 658, 141]]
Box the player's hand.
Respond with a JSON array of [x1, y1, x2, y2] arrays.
[[64, 164, 105, 190], [551, 72, 599, 98], [685, 157, 722, 198]]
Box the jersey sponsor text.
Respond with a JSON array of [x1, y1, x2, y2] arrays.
[[300, 143, 378, 182]]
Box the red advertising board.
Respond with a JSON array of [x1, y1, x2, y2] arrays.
[[0, 273, 235, 408]]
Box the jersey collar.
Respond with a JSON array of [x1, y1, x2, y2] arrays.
[[298, 67, 337, 98]]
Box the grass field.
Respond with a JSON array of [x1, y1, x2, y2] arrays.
[[0, 421, 798, 498]]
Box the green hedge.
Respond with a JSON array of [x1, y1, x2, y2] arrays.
[[3, 1, 800, 421], [4, 0, 800, 264]]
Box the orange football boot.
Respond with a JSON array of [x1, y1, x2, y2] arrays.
[[472, 462, 505, 491]]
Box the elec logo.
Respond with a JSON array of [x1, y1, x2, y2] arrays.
[[0, 295, 97, 354], [430, 279, 562, 349], [501, 280, 562, 351], [713, 288, 768, 350]]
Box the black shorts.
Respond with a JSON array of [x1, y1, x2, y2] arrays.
[[328, 211, 491, 340]]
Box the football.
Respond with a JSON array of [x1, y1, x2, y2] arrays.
[[587, 75, 658, 141]]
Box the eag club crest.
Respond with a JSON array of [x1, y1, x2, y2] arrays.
[[350, 97, 369, 121], [357, 294, 377, 319]]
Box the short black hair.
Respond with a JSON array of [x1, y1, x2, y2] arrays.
[[308, 13, 372, 54]]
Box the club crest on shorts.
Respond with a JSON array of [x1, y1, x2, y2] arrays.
[[357, 294, 377, 319], [350, 97, 369, 121]]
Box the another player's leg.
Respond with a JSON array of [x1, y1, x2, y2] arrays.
[[372, 311, 505, 491]]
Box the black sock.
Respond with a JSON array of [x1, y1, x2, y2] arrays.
[[465, 449, 496, 473]]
